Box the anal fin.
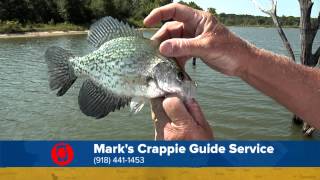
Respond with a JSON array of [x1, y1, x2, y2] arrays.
[[78, 80, 131, 119]]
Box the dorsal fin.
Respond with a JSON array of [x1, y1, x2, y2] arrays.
[[88, 16, 143, 48]]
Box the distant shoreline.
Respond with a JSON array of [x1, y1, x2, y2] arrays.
[[0, 28, 161, 39], [0, 30, 89, 39], [0, 26, 300, 39]]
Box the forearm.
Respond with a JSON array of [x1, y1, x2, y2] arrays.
[[240, 46, 320, 128]]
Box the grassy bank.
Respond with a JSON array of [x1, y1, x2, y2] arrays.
[[0, 21, 86, 34]]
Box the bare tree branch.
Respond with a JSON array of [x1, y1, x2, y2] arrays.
[[270, 0, 277, 14], [310, 4, 319, 44], [252, 0, 273, 15], [315, 47, 320, 63], [299, 0, 318, 65], [316, 10, 320, 29], [314, 11, 320, 64], [251, 0, 296, 61]]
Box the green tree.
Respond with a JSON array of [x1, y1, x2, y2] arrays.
[[0, 0, 307, 30], [0, 0, 29, 23], [128, 0, 172, 27], [56, 0, 91, 24], [89, 0, 115, 20], [178, 1, 202, 10], [113, 0, 135, 19], [24, 0, 61, 23], [208, 7, 217, 16]]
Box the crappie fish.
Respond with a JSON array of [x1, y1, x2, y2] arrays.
[[45, 16, 195, 119]]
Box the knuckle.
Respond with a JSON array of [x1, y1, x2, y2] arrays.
[[163, 22, 169, 28], [163, 21, 175, 28], [203, 11, 216, 20], [172, 2, 181, 7], [182, 39, 192, 49], [203, 11, 212, 18], [188, 39, 203, 50], [150, 8, 159, 15], [193, 39, 203, 48], [172, 2, 188, 10], [201, 11, 218, 25], [201, 35, 214, 46], [171, 40, 185, 54], [167, 21, 182, 26], [161, 21, 181, 33]]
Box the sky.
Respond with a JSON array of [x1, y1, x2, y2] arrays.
[[173, 0, 320, 17]]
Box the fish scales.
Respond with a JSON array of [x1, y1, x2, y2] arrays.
[[45, 16, 195, 119], [70, 37, 162, 97]]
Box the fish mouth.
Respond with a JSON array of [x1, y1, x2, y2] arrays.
[[181, 80, 197, 99], [156, 80, 197, 99]]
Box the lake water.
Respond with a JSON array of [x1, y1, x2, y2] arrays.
[[0, 27, 319, 140]]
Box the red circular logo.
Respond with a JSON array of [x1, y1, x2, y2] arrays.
[[51, 142, 74, 166]]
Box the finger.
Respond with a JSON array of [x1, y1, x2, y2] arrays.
[[159, 37, 204, 58], [150, 98, 170, 140], [151, 21, 184, 42], [185, 98, 212, 132], [162, 95, 194, 126], [144, 3, 196, 27]]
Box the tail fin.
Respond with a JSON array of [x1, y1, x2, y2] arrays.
[[45, 46, 77, 96]]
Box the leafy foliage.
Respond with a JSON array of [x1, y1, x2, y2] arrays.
[[178, 1, 202, 10], [0, 20, 23, 33], [0, 20, 85, 33], [218, 13, 300, 27], [0, 0, 312, 34], [208, 8, 217, 16], [0, 0, 172, 27]]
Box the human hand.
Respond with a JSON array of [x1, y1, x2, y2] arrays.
[[144, 3, 254, 77], [150, 96, 213, 140]]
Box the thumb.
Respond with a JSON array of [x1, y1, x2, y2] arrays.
[[185, 98, 214, 138], [159, 38, 203, 58], [185, 99, 210, 129], [162, 96, 194, 126]]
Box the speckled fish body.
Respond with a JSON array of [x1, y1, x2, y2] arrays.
[[70, 36, 176, 98], [45, 16, 195, 119]]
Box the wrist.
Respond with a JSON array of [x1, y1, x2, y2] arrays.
[[236, 39, 261, 80]]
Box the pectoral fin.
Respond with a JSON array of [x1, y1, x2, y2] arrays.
[[130, 97, 145, 114], [78, 80, 131, 119]]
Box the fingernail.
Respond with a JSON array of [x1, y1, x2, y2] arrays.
[[160, 41, 173, 56]]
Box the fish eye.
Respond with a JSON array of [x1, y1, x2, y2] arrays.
[[177, 71, 184, 81]]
